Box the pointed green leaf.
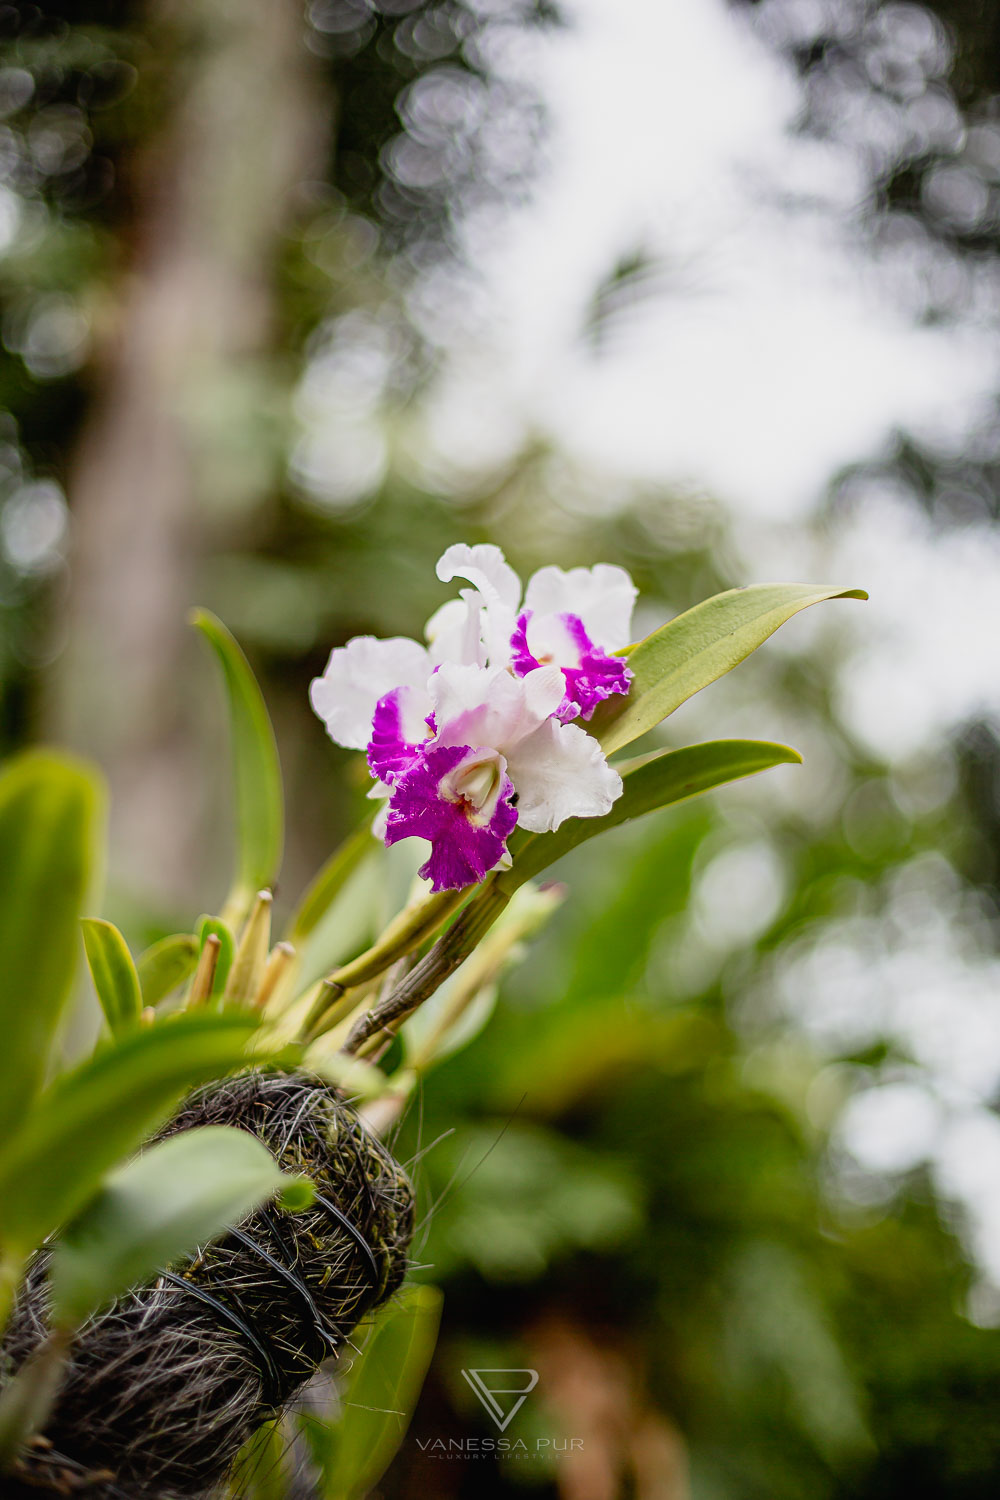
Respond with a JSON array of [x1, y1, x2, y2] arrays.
[[137, 934, 200, 1007], [300, 1284, 443, 1500], [82, 918, 142, 1037], [592, 583, 867, 754], [0, 1011, 260, 1259], [49, 1125, 288, 1327], [505, 739, 802, 889], [0, 751, 103, 1139], [286, 822, 374, 945], [191, 609, 283, 925]]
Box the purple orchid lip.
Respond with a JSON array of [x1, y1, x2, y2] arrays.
[[384, 742, 519, 892], [510, 610, 632, 722]]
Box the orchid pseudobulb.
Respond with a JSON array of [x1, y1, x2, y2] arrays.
[[309, 545, 635, 892]]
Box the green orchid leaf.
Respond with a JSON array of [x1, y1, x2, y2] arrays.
[[136, 934, 200, 1007], [191, 609, 283, 926], [0, 750, 103, 1140], [285, 822, 374, 946], [592, 583, 867, 754], [0, 1011, 260, 1259], [505, 739, 802, 889], [82, 918, 143, 1037], [49, 1125, 288, 1327], [299, 1284, 443, 1500]]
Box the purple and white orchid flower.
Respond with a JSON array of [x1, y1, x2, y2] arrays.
[[308, 546, 635, 891]]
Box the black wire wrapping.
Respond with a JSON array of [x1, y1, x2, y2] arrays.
[[0, 1072, 413, 1500], [157, 1269, 284, 1410], [312, 1194, 381, 1294]]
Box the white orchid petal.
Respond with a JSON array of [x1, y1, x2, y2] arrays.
[[430, 662, 561, 753], [436, 543, 521, 666], [506, 720, 622, 832], [436, 543, 521, 609], [430, 663, 525, 751], [524, 612, 583, 668], [309, 635, 432, 750], [395, 684, 434, 744], [520, 664, 567, 724], [524, 563, 637, 651], [425, 596, 487, 667]]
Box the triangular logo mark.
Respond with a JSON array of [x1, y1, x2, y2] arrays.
[[461, 1368, 539, 1431]]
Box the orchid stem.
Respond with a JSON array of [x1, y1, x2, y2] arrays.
[[340, 880, 510, 1055], [326, 887, 465, 993]]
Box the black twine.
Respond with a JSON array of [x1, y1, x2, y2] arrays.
[[157, 1195, 379, 1404], [313, 1192, 381, 1301], [227, 1226, 338, 1363], [159, 1270, 282, 1407]]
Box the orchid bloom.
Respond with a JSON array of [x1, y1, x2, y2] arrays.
[[309, 546, 636, 891]]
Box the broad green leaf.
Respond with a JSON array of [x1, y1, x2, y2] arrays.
[[49, 1125, 288, 1327], [591, 584, 867, 754], [285, 822, 374, 945], [0, 1011, 259, 1258], [197, 915, 235, 997], [137, 934, 200, 1006], [191, 609, 283, 925], [300, 1284, 443, 1500], [0, 750, 103, 1138], [504, 739, 802, 889], [82, 918, 142, 1037]]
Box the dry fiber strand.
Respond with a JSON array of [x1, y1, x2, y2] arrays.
[[1, 1071, 414, 1500]]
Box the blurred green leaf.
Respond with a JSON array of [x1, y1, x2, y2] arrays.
[[300, 1284, 443, 1500], [726, 1241, 871, 1462], [329, 886, 467, 991], [228, 1417, 292, 1500], [191, 608, 283, 925], [277, 1175, 316, 1213], [507, 739, 802, 888], [197, 915, 235, 997], [137, 934, 200, 1007], [0, 751, 103, 1139], [286, 822, 374, 945], [421, 1123, 641, 1281], [592, 584, 867, 754], [82, 918, 142, 1037], [302, 1049, 389, 1099], [0, 1011, 260, 1259], [0, 1327, 72, 1472], [49, 1125, 287, 1327]]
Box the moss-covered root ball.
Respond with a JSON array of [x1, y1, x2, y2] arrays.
[[1, 1072, 414, 1499]]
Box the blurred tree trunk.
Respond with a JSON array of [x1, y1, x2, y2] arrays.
[[50, 0, 324, 914]]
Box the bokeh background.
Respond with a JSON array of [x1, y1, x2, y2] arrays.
[[4, 0, 1000, 1495]]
